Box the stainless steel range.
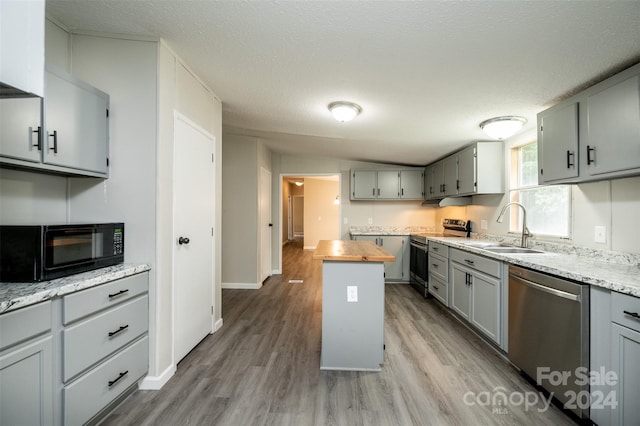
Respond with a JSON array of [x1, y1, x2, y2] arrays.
[[409, 219, 470, 298]]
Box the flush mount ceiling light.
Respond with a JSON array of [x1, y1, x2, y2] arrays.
[[328, 101, 362, 123], [479, 116, 527, 140]]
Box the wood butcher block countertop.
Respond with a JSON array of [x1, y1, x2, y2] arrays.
[[313, 240, 396, 262]]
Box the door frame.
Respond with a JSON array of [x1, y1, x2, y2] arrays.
[[278, 173, 341, 274]]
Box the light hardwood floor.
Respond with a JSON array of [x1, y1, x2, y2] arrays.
[[102, 238, 577, 425]]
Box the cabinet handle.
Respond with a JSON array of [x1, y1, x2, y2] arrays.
[[429, 186, 433, 195], [441, 184, 445, 193], [108, 324, 129, 337], [456, 180, 460, 190], [432, 263, 439, 268], [48, 130, 58, 154], [566, 150, 574, 168], [623, 310, 640, 320], [372, 188, 375, 196], [586, 145, 595, 165], [31, 126, 42, 150], [401, 188, 404, 196], [432, 247, 438, 252], [108, 289, 129, 299], [108, 370, 129, 388], [464, 259, 475, 266], [433, 285, 439, 291], [377, 188, 380, 196]]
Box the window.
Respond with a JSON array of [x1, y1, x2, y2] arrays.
[[509, 142, 571, 238]]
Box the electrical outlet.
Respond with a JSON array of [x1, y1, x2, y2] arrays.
[[368, 218, 373, 225], [594, 226, 607, 244], [347, 286, 358, 302], [344, 217, 348, 225], [481, 220, 488, 230]]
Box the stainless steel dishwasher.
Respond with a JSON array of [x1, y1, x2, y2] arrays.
[[508, 265, 590, 420]]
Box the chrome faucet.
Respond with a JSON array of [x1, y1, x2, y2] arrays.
[[496, 202, 531, 248]]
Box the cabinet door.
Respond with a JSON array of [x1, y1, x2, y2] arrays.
[[424, 165, 437, 199], [457, 146, 476, 194], [0, 97, 42, 163], [611, 323, 640, 426], [379, 236, 404, 281], [399, 170, 423, 199], [43, 69, 109, 175], [351, 170, 377, 199], [538, 102, 579, 183], [584, 74, 640, 177], [376, 171, 400, 199], [450, 263, 470, 320], [470, 271, 500, 344], [0, 336, 53, 426], [0, 0, 44, 96], [428, 274, 448, 306], [443, 156, 458, 196]]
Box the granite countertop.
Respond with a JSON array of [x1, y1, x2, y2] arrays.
[[0, 263, 151, 314], [349, 226, 436, 236], [313, 240, 396, 262], [428, 237, 640, 298]]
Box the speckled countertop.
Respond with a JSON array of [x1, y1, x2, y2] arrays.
[[350, 226, 639, 297], [0, 263, 151, 314], [428, 237, 640, 298]]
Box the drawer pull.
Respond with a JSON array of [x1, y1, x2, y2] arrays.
[[432, 285, 439, 291], [108, 370, 129, 388], [432, 263, 439, 268], [464, 259, 475, 265], [108, 289, 129, 299], [108, 325, 129, 337], [623, 310, 640, 320], [432, 247, 438, 252]]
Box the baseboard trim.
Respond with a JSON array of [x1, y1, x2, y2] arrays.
[[214, 318, 223, 332], [303, 246, 316, 250], [222, 282, 261, 290], [138, 363, 176, 390]]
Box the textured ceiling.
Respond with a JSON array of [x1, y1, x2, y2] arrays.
[[46, 0, 640, 166]]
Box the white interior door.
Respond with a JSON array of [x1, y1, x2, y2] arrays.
[[173, 112, 215, 364], [259, 167, 272, 283]]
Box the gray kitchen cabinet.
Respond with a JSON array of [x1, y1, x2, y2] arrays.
[[428, 241, 449, 305], [399, 169, 424, 199], [0, 96, 42, 163], [589, 288, 640, 425], [449, 248, 502, 344], [0, 301, 53, 426], [423, 141, 504, 199], [353, 235, 408, 282], [0, 0, 45, 97], [44, 68, 110, 176], [538, 62, 640, 184], [0, 68, 110, 177], [350, 168, 423, 200], [537, 102, 580, 183]]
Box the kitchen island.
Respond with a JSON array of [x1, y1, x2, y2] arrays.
[[313, 240, 395, 371]]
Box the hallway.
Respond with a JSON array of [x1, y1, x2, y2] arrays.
[[102, 239, 575, 425]]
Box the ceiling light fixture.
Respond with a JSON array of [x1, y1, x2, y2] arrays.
[[294, 181, 303, 186], [328, 101, 362, 123], [479, 116, 527, 140]]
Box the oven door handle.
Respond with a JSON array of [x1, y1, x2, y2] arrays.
[[410, 241, 427, 250]]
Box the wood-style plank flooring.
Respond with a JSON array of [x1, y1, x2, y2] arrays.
[[102, 238, 576, 425]]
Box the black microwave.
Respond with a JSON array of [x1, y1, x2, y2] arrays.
[[0, 223, 124, 282]]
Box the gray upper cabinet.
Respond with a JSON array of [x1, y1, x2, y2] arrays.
[[350, 168, 423, 200], [424, 141, 503, 199], [538, 102, 580, 183], [538, 62, 640, 184], [44, 68, 109, 176], [0, 68, 110, 178]]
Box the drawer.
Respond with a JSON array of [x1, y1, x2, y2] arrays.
[[63, 295, 148, 382], [63, 272, 148, 325], [429, 241, 448, 258], [0, 301, 51, 351], [64, 335, 148, 426], [612, 291, 640, 333], [450, 248, 501, 278], [428, 252, 448, 281], [428, 275, 448, 306]]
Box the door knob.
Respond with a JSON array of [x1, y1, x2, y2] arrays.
[[178, 237, 190, 245]]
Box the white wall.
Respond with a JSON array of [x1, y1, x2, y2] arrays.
[[302, 177, 340, 249]]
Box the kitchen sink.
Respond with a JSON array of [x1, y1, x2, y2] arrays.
[[458, 241, 500, 248], [482, 246, 544, 254]]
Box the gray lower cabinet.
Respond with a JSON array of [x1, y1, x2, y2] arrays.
[[428, 241, 449, 305], [0, 301, 53, 426], [449, 248, 502, 345], [353, 235, 408, 282], [62, 272, 149, 425], [590, 287, 640, 425]]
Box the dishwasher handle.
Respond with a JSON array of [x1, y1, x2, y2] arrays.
[[510, 274, 580, 302]]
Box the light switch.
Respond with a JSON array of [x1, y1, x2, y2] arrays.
[[344, 217, 349, 225], [367, 218, 373, 224], [481, 220, 488, 230], [594, 226, 607, 244], [347, 286, 358, 302]]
